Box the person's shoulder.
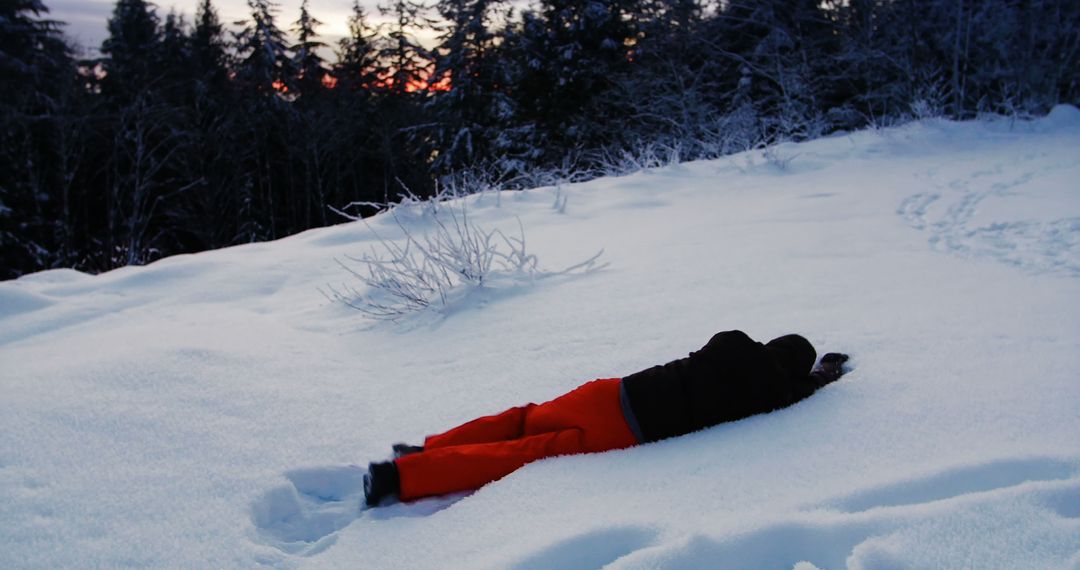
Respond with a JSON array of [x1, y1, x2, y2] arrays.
[[694, 330, 765, 361], [704, 330, 760, 349]]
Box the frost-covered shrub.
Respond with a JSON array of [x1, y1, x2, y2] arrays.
[[593, 142, 681, 177], [762, 144, 799, 172], [324, 198, 605, 320]]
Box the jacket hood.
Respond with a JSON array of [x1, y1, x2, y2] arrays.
[[763, 334, 817, 383]]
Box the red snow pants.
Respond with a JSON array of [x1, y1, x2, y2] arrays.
[[395, 378, 639, 501]]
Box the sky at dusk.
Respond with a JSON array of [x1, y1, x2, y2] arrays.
[[47, 0, 413, 57]]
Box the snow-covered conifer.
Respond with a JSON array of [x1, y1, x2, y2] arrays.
[[233, 0, 296, 96], [291, 0, 328, 100]]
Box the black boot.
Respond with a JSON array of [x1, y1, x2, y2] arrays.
[[392, 443, 424, 458], [363, 461, 400, 507]]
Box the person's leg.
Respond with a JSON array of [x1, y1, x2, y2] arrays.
[[396, 428, 583, 500], [387, 378, 638, 503], [525, 378, 638, 452], [423, 404, 537, 449]]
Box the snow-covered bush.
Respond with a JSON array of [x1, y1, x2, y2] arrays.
[[762, 144, 799, 172], [323, 199, 605, 320], [593, 141, 682, 177]]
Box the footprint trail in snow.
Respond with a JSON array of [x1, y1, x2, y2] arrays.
[[251, 465, 464, 555], [899, 146, 1080, 277]]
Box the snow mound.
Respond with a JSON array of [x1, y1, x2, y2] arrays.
[[0, 287, 54, 319], [1044, 103, 1080, 129], [607, 463, 1080, 570]]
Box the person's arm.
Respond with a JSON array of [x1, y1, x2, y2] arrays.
[[789, 353, 850, 403]]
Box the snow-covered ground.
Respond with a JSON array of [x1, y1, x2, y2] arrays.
[[2, 108, 1079, 569]]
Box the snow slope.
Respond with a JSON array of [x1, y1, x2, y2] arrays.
[[2, 108, 1079, 569]]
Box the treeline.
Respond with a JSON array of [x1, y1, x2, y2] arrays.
[[2, 0, 1078, 279]]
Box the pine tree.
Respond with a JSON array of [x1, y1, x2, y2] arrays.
[[504, 0, 645, 161], [326, 2, 388, 219], [158, 10, 195, 104], [291, 0, 328, 100], [192, 0, 229, 89], [0, 0, 77, 278], [234, 0, 295, 96], [166, 0, 242, 253], [376, 0, 432, 95], [101, 0, 162, 102], [488, 9, 551, 172], [335, 1, 379, 92], [953, 0, 1080, 116], [361, 0, 438, 201], [230, 0, 302, 242], [606, 0, 720, 158], [98, 0, 196, 268], [703, 0, 839, 140], [0, 0, 69, 87], [427, 0, 511, 172]]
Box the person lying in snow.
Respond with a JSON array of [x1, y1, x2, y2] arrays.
[[363, 330, 850, 506]]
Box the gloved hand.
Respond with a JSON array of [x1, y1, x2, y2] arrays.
[[810, 352, 850, 384]]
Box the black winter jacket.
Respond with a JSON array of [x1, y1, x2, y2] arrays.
[[621, 330, 828, 442]]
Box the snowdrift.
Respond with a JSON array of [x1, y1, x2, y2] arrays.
[[2, 109, 1079, 569]]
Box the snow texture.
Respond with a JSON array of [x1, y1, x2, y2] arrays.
[[2, 109, 1079, 569]]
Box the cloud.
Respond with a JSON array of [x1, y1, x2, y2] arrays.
[[44, 0, 439, 57], [47, 0, 114, 50]]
